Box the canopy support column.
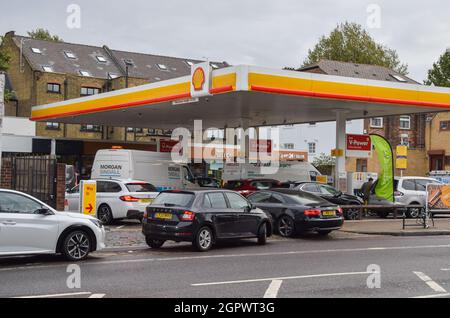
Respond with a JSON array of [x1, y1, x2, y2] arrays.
[[335, 110, 347, 192]]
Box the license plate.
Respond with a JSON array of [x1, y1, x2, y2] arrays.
[[155, 212, 172, 220], [322, 210, 336, 217], [140, 198, 153, 203]]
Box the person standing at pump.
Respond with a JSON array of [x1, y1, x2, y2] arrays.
[[361, 178, 374, 216]]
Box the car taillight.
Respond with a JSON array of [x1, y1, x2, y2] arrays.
[[120, 195, 140, 202], [180, 211, 195, 221], [304, 209, 321, 216], [337, 207, 343, 215], [394, 191, 404, 197]]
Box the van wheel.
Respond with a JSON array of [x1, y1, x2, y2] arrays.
[[406, 205, 422, 218], [257, 223, 267, 245], [97, 204, 113, 225], [145, 237, 165, 249], [193, 227, 213, 252]]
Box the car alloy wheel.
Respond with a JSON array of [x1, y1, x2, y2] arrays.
[[345, 208, 360, 220], [278, 215, 295, 237], [64, 231, 91, 261], [194, 227, 213, 252], [257, 223, 267, 245], [97, 204, 113, 224], [407, 207, 422, 219]]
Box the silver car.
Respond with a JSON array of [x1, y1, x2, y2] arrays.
[[394, 177, 442, 218]]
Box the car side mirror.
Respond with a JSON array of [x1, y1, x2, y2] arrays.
[[36, 208, 53, 216], [335, 191, 343, 197]]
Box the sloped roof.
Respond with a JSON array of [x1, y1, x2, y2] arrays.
[[11, 34, 228, 81], [298, 59, 419, 84]]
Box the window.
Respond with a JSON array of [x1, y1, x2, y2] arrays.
[[81, 87, 100, 96], [156, 64, 168, 70], [225, 193, 250, 209], [64, 51, 77, 59], [185, 60, 194, 66], [152, 192, 194, 207], [370, 117, 383, 128], [206, 193, 228, 209], [440, 121, 450, 131], [42, 66, 54, 72], [97, 181, 122, 193], [356, 159, 368, 172], [308, 142, 316, 154], [415, 179, 430, 191], [300, 183, 320, 193], [125, 183, 157, 192], [0, 192, 43, 214], [283, 143, 294, 150], [399, 115, 411, 129], [96, 55, 107, 63], [79, 70, 91, 77], [251, 181, 274, 190], [108, 73, 119, 79], [45, 122, 60, 130], [248, 192, 272, 203], [402, 179, 416, 191], [47, 83, 61, 93], [126, 127, 144, 133], [211, 63, 219, 69], [80, 124, 101, 132], [31, 47, 42, 54]]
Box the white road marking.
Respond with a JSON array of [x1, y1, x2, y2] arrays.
[[412, 293, 450, 298], [116, 225, 125, 229], [13, 292, 92, 298], [192, 271, 372, 286], [263, 280, 283, 298], [2, 243, 450, 272], [89, 293, 106, 298], [413, 271, 447, 293], [441, 268, 450, 271]]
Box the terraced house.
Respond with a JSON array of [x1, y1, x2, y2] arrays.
[[1, 31, 228, 176]]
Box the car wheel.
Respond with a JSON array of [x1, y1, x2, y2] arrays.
[[257, 223, 267, 245], [62, 230, 91, 261], [317, 230, 332, 236], [406, 206, 422, 219], [277, 215, 295, 238], [145, 237, 165, 249], [193, 226, 213, 252], [345, 208, 360, 220], [97, 204, 113, 225]]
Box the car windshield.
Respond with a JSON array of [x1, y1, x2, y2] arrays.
[[224, 181, 242, 190], [151, 192, 194, 207], [320, 185, 340, 195], [286, 192, 330, 207], [126, 183, 157, 192]]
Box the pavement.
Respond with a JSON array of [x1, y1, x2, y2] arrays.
[[2, 232, 450, 298], [342, 216, 450, 236]]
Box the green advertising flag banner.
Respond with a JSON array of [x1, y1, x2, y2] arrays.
[[370, 134, 394, 202]]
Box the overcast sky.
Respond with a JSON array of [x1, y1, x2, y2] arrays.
[[1, 0, 449, 82]]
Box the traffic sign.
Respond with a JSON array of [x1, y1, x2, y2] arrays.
[[80, 180, 97, 216]]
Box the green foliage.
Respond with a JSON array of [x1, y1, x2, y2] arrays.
[[0, 36, 10, 72], [312, 153, 335, 167], [303, 22, 408, 75], [27, 28, 62, 42], [424, 51, 450, 87]]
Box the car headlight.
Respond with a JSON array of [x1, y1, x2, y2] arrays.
[[89, 219, 103, 228]]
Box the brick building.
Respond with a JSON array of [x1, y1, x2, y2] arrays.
[[298, 60, 429, 176], [1, 31, 228, 176]]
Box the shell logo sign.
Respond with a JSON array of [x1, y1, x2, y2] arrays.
[[190, 62, 211, 98], [192, 67, 205, 91]]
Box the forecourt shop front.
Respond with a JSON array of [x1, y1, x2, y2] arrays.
[[31, 64, 450, 190]]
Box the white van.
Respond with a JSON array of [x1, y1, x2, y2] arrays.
[[222, 162, 321, 183], [91, 149, 196, 191]]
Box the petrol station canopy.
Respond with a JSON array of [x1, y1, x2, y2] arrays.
[[31, 65, 450, 129]]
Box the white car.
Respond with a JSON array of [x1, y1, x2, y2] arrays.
[[0, 189, 105, 261], [66, 179, 159, 224]]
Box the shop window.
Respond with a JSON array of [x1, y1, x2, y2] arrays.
[[399, 115, 411, 129], [47, 83, 61, 93]]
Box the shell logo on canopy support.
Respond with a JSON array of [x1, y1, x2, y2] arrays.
[[192, 67, 205, 91]]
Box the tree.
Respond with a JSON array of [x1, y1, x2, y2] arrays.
[[424, 50, 450, 87], [303, 22, 408, 75], [312, 153, 335, 175], [0, 36, 10, 72], [27, 28, 62, 42]]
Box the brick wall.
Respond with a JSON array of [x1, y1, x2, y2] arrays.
[[55, 163, 66, 211], [0, 158, 12, 189]]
